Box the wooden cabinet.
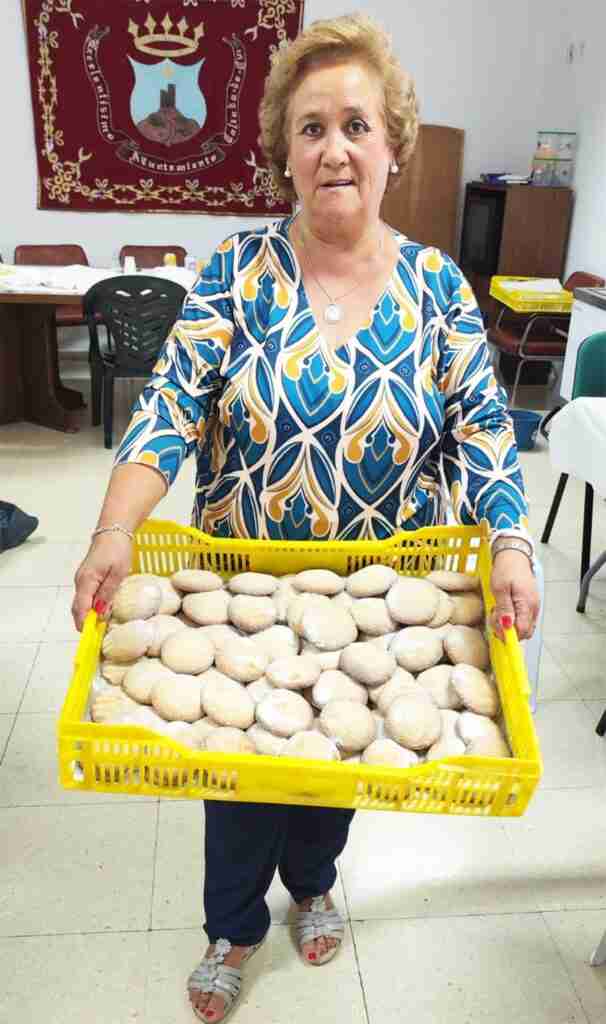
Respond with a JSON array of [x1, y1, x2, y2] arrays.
[[459, 182, 574, 317], [380, 124, 464, 259]]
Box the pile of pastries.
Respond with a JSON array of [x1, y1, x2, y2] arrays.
[[90, 564, 510, 765]]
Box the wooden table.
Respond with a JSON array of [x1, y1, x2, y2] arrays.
[[0, 289, 86, 432]]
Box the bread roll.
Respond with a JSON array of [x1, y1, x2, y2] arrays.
[[311, 670, 369, 709], [256, 689, 314, 737], [449, 592, 485, 627], [281, 731, 340, 761], [182, 590, 231, 626], [300, 603, 357, 651], [246, 677, 275, 705], [171, 569, 224, 593], [287, 592, 332, 635], [456, 711, 503, 745], [390, 627, 443, 672], [426, 709, 466, 760], [100, 661, 130, 686], [201, 671, 255, 728], [197, 624, 242, 650], [189, 717, 222, 748], [425, 570, 480, 593], [101, 619, 154, 663], [253, 625, 300, 660], [301, 641, 341, 670], [416, 664, 462, 710], [346, 564, 398, 597], [385, 695, 442, 750], [110, 576, 163, 623], [160, 629, 215, 675], [427, 589, 454, 628], [155, 577, 183, 615], [266, 654, 322, 691], [450, 664, 499, 717], [362, 738, 419, 768], [247, 723, 287, 756], [351, 598, 397, 637], [205, 727, 256, 754], [385, 577, 440, 625], [332, 590, 356, 613], [292, 569, 345, 595], [374, 669, 427, 715], [228, 594, 277, 633], [227, 572, 278, 596], [465, 732, 510, 758], [319, 701, 376, 753], [443, 626, 490, 670], [151, 673, 204, 723], [215, 636, 269, 683], [122, 658, 175, 704], [339, 642, 396, 685], [147, 613, 188, 657]]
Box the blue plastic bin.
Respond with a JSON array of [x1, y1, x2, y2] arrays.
[[510, 409, 541, 451]]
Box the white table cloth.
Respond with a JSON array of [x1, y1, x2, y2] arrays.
[[548, 397, 606, 498]]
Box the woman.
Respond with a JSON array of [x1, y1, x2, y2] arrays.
[[73, 14, 539, 1023]]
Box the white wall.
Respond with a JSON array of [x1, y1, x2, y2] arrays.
[[2, 0, 594, 360], [3, 0, 579, 266], [563, 3, 606, 279]]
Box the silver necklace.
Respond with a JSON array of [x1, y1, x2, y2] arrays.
[[298, 219, 384, 324]]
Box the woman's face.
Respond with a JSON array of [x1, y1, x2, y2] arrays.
[[286, 61, 393, 234]]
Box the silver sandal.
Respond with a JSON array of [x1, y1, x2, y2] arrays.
[[187, 937, 264, 1023], [296, 895, 345, 966]]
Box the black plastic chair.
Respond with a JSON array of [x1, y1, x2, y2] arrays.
[[83, 275, 187, 448]]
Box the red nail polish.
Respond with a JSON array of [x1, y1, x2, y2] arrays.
[[501, 614, 513, 630], [308, 952, 317, 961], [94, 600, 107, 615]]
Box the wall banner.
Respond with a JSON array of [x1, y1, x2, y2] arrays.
[[22, 0, 304, 214]]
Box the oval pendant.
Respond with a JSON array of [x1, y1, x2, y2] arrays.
[[324, 303, 342, 324]]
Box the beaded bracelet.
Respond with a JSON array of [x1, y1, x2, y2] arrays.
[[91, 524, 134, 542]]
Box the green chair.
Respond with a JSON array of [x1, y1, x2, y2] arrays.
[[540, 331, 606, 583]]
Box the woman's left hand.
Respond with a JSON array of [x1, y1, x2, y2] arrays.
[[489, 549, 540, 641]]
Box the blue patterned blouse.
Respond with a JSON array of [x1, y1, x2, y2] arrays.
[[115, 217, 530, 544]]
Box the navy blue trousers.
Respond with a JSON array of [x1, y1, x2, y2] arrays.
[[203, 800, 355, 945]]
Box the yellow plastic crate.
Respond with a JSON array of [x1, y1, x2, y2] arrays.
[[57, 519, 542, 817], [490, 275, 573, 313]]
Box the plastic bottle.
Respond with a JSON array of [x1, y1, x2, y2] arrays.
[[532, 142, 555, 186]]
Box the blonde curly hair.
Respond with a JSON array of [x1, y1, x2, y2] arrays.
[[259, 13, 419, 202]]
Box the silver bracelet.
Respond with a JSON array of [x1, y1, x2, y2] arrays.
[[491, 537, 534, 569], [91, 524, 134, 542]]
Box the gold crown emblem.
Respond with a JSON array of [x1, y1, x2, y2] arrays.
[[128, 14, 204, 59]]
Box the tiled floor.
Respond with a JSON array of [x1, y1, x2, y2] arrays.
[[2, 378, 606, 1023]]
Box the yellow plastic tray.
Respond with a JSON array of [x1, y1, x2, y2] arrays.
[[490, 275, 573, 313], [57, 519, 542, 817]]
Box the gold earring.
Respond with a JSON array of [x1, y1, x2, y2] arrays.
[[390, 162, 399, 174], [284, 165, 292, 178]]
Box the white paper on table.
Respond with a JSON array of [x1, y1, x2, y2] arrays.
[[497, 278, 564, 293], [0, 264, 197, 295], [0, 264, 117, 293], [140, 266, 198, 290]]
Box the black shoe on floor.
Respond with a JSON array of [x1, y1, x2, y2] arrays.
[[0, 501, 39, 553]]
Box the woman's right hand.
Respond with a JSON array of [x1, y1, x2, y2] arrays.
[[72, 533, 133, 631]]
